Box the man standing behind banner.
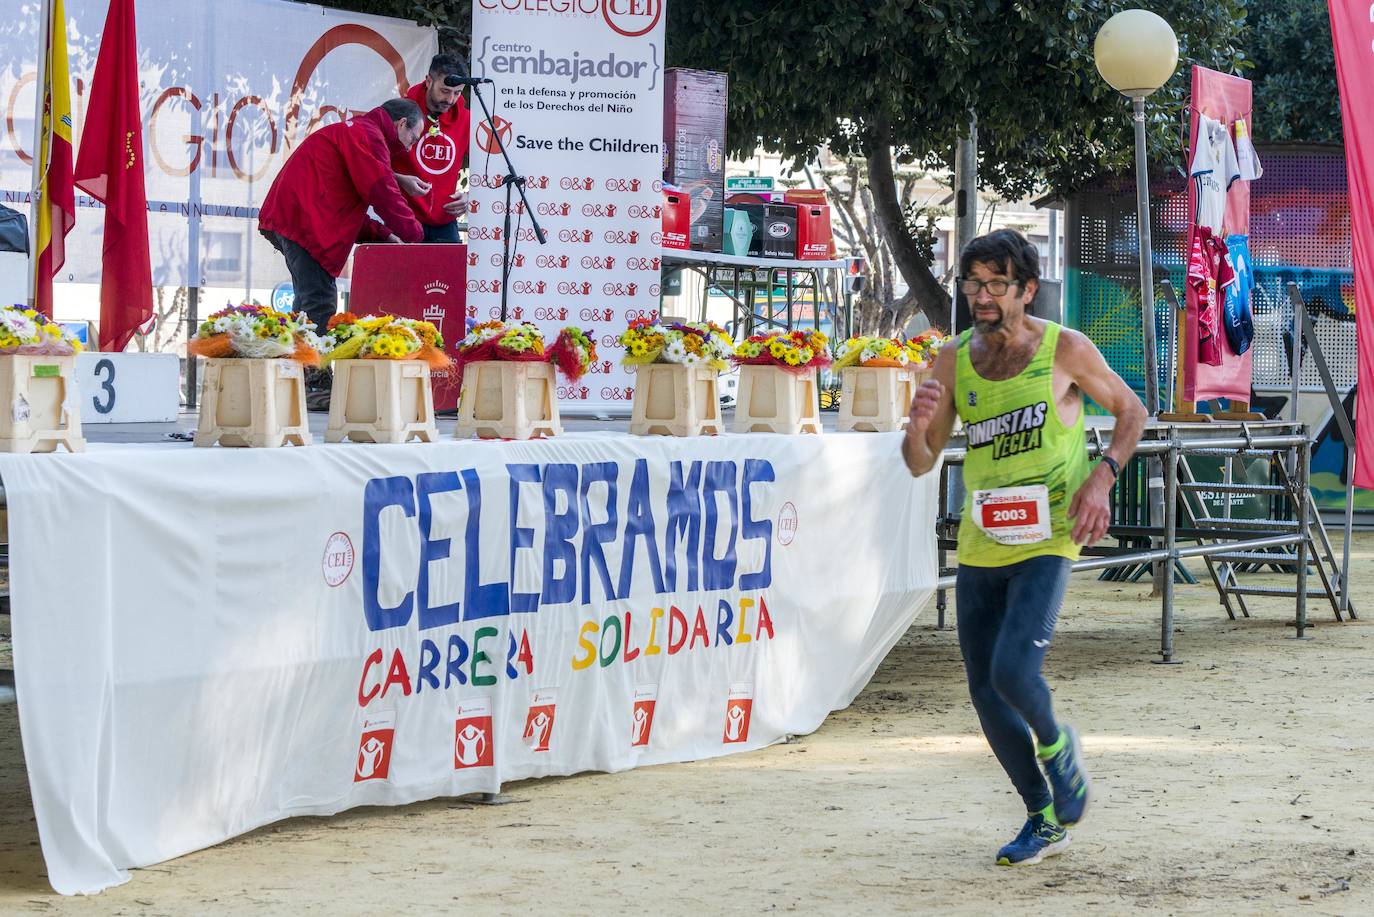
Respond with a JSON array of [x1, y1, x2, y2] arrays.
[[392, 54, 472, 242], [258, 98, 425, 333]]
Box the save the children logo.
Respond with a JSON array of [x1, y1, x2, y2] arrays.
[[354, 711, 395, 782], [454, 699, 495, 769], [723, 683, 753, 744], [523, 690, 557, 752], [476, 115, 514, 155], [631, 684, 658, 748]]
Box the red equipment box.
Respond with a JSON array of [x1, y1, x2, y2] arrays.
[[662, 187, 690, 250], [783, 189, 828, 206], [350, 242, 469, 411], [794, 203, 834, 260]]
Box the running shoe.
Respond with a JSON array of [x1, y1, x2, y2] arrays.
[[995, 813, 1070, 867]]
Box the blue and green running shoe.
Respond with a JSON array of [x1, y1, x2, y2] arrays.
[[995, 813, 1070, 866], [1041, 725, 1090, 827]]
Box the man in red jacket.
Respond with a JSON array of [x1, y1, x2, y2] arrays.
[[392, 54, 472, 242], [259, 98, 425, 334]]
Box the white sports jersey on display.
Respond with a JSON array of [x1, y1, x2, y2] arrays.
[[1191, 114, 1241, 233]]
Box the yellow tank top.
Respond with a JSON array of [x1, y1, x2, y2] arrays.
[[955, 322, 1090, 566]]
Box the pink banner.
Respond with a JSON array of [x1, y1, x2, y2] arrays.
[[1184, 66, 1252, 403], [1329, 2, 1374, 488]]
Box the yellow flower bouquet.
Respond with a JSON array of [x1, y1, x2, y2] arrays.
[[903, 329, 950, 370], [731, 329, 832, 374], [618, 319, 734, 371], [188, 304, 322, 364], [0, 306, 84, 355], [319, 313, 452, 371]]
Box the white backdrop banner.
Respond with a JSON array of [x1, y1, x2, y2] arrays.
[[3, 432, 938, 894], [0, 0, 437, 290], [468, 0, 667, 413]]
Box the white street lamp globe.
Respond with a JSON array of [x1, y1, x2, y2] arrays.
[[1094, 9, 1179, 97]]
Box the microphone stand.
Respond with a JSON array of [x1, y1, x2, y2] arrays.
[[467, 80, 547, 322]]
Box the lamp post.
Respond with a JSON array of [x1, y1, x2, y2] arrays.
[[1094, 10, 1178, 417]]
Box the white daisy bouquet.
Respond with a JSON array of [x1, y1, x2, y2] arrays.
[[619, 320, 734, 371], [0, 306, 84, 355]]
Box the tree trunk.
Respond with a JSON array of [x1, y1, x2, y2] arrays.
[[863, 118, 952, 331]]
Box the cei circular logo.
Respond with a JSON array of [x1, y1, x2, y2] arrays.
[[777, 502, 798, 546], [603, 0, 662, 36], [323, 532, 355, 587]]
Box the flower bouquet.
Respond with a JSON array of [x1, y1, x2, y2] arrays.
[[187, 304, 322, 364], [545, 325, 599, 382], [731, 329, 832, 373], [618, 319, 734, 371], [318, 313, 452, 370], [832, 336, 911, 370], [903, 329, 950, 371], [0, 306, 85, 355], [455, 320, 597, 383]]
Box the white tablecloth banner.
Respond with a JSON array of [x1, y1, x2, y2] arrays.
[[3, 432, 939, 894]]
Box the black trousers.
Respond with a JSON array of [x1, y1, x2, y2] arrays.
[[261, 230, 337, 334], [422, 221, 460, 243]]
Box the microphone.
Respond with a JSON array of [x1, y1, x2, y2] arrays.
[[443, 74, 493, 87]]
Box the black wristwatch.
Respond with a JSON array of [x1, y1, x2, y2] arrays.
[[1099, 455, 1121, 479]]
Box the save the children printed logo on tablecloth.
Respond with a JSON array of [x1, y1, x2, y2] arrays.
[[468, 1, 666, 413], [354, 711, 396, 782], [523, 690, 558, 753], [631, 684, 658, 747], [454, 698, 495, 769]]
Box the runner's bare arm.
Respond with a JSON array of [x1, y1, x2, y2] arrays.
[[901, 341, 958, 477], [1061, 330, 1147, 544]]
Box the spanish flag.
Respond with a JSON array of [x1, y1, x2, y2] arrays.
[[33, 0, 76, 318]]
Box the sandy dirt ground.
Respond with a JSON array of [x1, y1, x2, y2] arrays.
[[3, 539, 1373, 916]]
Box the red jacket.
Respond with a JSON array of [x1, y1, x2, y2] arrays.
[[259, 106, 422, 276], [391, 82, 471, 226]]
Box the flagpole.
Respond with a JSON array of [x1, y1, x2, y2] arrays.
[[27, 0, 53, 309]]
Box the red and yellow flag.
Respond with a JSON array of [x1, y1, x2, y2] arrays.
[[33, 0, 76, 318]]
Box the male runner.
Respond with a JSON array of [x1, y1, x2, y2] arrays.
[[902, 229, 1146, 865]]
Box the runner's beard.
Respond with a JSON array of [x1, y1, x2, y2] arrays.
[[973, 310, 1004, 334]]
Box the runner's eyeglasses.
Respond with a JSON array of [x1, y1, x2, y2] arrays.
[[958, 278, 1020, 297]]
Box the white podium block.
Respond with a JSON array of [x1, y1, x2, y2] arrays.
[[325, 359, 438, 444], [629, 363, 723, 437], [837, 365, 917, 433], [454, 360, 561, 440], [0, 354, 86, 453], [76, 352, 180, 424], [194, 358, 312, 448], [732, 364, 822, 435]]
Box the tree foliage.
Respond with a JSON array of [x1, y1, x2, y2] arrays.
[[667, 0, 1247, 327], [1245, 0, 1340, 144]]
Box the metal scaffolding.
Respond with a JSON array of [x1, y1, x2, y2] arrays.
[[932, 419, 1351, 662]]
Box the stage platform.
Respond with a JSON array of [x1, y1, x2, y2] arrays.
[[75, 408, 1121, 446]]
